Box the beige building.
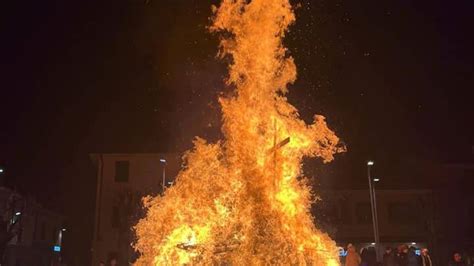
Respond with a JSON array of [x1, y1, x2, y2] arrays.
[[90, 153, 181, 265]]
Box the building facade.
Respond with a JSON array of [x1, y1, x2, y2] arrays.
[[90, 153, 181, 265], [0, 186, 64, 266], [314, 189, 436, 264], [316, 189, 434, 244], [431, 162, 474, 264]]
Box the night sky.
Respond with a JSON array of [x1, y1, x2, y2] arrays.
[[1, 0, 473, 263]]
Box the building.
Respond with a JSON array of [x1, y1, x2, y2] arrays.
[[316, 189, 434, 244], [313, 189, 434, 264], [90, 153, 181, 265], [0, 186, 64, 266], [431, 161, 474, 264]]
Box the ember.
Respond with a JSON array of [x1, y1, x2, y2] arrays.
[[134, 0, 345, 265]]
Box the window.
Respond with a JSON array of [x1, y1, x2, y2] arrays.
[[469, 205, 474, 237], [115, 161, 129, 182], [33, 213, 38, 240], [356, 202, 372, 224], [388, 202, 418, 224], [338, 200, 352, 224], [111, 206, 120, 228], [41, 222, 46, 240], [470, 205, 474, 223], [52, 226, 58, 242], [17, 227, 22, 243]]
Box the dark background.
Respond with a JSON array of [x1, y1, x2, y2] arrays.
[[1, 0, 473, 263]]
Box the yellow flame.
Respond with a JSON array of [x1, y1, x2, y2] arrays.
[[134, 0, 345, 265]]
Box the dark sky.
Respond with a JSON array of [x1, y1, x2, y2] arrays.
[[1, 0, 473, 262]]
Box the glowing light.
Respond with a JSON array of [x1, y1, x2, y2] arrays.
[[15, 212, 21, 216], [371, 242, 376, 245], [0, 168, 3, 173], [367, 161, 374, 166], [411, 242, 416, 245], [160, 159, 166, 163], [373, 178, 380, 182], [133, 0, 345, 264]]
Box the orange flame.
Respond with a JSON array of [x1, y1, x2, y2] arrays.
[[134, 0, 345, 265]]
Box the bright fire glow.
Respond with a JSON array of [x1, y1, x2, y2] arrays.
[[134, 0, 345, 265]]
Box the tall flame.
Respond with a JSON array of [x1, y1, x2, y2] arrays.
[[134, 0, 345, 265]]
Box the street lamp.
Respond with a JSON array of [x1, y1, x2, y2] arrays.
[[0, 168, 4, 173], [54, 227, 66, 256], [160, 159, 167, 194], [367, 160, 380, 261], [372, 177, 380, 259], [15, 211, 21, 216]]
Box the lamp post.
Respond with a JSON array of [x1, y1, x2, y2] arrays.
[[367, 160, 380, 261], [373, 176, 381, 261], [53, 228, 66, 264], [160, 159, 167, 194], [57, 228, 65, 247]]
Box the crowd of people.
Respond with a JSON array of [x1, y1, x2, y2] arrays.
[[96, 244, 470, 266], [345, 243, 471, 266]]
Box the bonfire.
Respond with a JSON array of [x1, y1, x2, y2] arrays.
[[134, 0, 345, 265]]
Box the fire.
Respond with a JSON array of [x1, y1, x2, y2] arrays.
[[134, 0, 345, 265]]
